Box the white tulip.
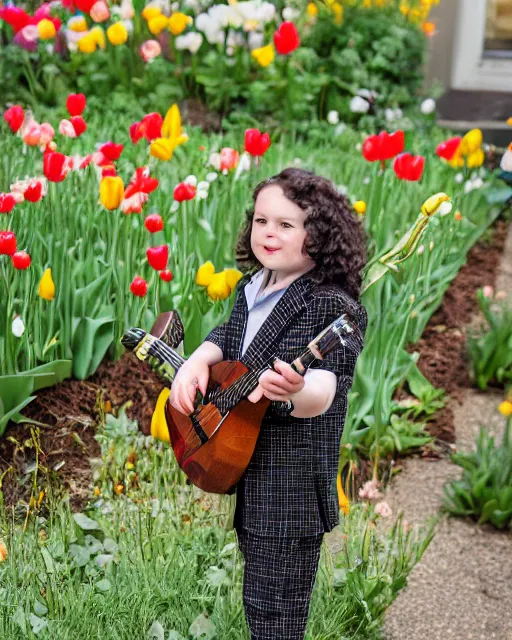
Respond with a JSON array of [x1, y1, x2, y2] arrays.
[[420, 98, 436, 115], [282, 7, 299, 20], [438, 201, 453, 216], [185, 175, 197, 186], [206, 172, 218, 182], [500, 149, 512, 172], [12, 316, 25, 338], [350, 96, 370, 114], [327, 110, 339, 125]]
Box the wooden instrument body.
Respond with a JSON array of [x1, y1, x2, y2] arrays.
[[165, 360, 270, 494]]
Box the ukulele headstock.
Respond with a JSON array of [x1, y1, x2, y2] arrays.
[[308, 313, 360, 361]]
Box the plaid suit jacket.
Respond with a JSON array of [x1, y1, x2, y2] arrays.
[[205, 269, 367, 536]]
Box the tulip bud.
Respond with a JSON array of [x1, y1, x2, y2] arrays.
[[3, 105, 24, 133], [144, 213, 164, 233], [353, 200, 366, 215], [146, 245, 169, 271], [0, 231, 17, 256], [130, 276, 147, 297], [38, 268, 55, 301], [159, 269, 173, 282], [100, 176, 124, 210], [196, 261, 215, 286], [12, 251, 31, 270], [66, 93, 86, 116]]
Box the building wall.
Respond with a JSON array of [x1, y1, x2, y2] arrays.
[[424, 0, 459, 91]]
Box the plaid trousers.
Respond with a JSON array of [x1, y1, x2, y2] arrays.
[[235, 527, 324, 640]]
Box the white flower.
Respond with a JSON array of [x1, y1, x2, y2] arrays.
[[464, 180, 474, 194], [420, 98, 436, 115], [355, 142, 362, 152], [197, 180, 210, 191], [184, 174, 197, 186], [12, 316, 25, 338], [234, 152, 251, 180], [248, 30, 264, 50], [362, 176, 370, 185], [196, 180, 210, 198], [455, 172, 464, 184], [357, 88, 377, 100], [350, 96, 370, 114], [327, 110, 339, 125], [358, 480, 383, 502], [417, 244, 425, 255], [472, 177, 484, 189], [374, 501, 392, 518], [175, 32, 203, 53], [208, 152, 221, 171], [429, 240, 435, 251], [282, 7, 299, 20], [206, 172, 218, 182], [438, 201, 453, 216], [293, 158, 302, 165], [500, 149, 512, 172]]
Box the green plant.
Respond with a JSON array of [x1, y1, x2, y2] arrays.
[[443, 413, 512, 529], [467, 289, 512, 390]]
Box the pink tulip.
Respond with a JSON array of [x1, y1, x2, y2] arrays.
[[139, 39, 161, 62], [59, 119, 77, 138], [90, 0, 110, 22]]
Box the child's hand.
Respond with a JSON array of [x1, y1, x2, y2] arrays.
[[247, 359, 305, 404], [169, 359, 210, 415]]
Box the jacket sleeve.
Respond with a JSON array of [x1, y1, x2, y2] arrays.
[[308, 292, 367, 380], [204, 322, 227, 354]]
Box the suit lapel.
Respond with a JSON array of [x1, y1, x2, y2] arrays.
[[238, 270, 315, 370]]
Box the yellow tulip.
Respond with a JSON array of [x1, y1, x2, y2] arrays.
[[195, 261, 215, 286], [37, 19, 56, 40], [161, 104, 188, 145], [38, 268, 55, 301], [78, 34, 97, 53], [353, 200, 367, 215], [148, 14, 169, 35], [420, 192, 450, 217], [168, 12, 191, 36], [251, 44, 275, 67], [207, 272, 231, 301], [466, 148, 485, 168], [332, 2, 343, 25], [507, 117, 512, 127], [307, 3, 318, 16], [224, 268, 243, 291], [90, 26, 106, 49], [459, 128, 483, 156], [150, 137, 174, 161], [100, 176, 124, 210], [151, 388, 171, 442], [107, 22, 128, 45], [142, 6, 161, 21], [447, 147, 465, 169], [337, 473, 350, 515], [0, 540, 7, 563], [498, 400, 512, 417], [68, 16, 88, 32]]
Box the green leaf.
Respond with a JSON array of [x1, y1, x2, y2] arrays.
[[73, 513, 101, 531], [478, 499, 498, 525], [95, 578, 112, 592]]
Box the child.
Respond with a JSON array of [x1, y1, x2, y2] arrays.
[[170, 167, 368, 640]]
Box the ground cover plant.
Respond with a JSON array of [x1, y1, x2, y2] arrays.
[[0, 0, 440, 127]]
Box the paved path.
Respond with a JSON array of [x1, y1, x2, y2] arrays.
[[381, 222, 512, 640]]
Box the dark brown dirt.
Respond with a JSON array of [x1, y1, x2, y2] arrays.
[[0, 354, 165, 510], [0, 218, 509, 510]]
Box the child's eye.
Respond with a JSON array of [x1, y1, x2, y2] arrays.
[[282, 223, 292, 228]]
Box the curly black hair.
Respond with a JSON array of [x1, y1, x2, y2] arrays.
[[235, 167, 368, 301]]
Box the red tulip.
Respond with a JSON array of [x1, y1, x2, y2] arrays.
[[144, 213, 164, 233], [124, 167, 159, 199], [12, 251, 31, 270], [436, 136, 462, 161], [75, 0, 96, 13], [273, 21, 300, 55], [173, 182, 196, 202], [0, 6, 31, 33], [0, 231, 16, 256], [44, 152, 68, 182], [70, 115, 87, 137], [0, 193, 16, 213], [3, 105, 24, 133], [159, 269, 173, 282], [130, 113, 163, 144], [245, 129, 271, 157], [101, 165, 117, 177], [99, 141, 124, 161], [130, 276, 148, 297], [146, 245, 168, 271], [220, 148, 240, 171], [66, 93, 86, 116], [362, 130, 405, 163], [393, 152, 425, 181], [24, 180, 44, 202]]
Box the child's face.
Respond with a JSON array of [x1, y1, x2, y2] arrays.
[[251, 185, 316, 278]]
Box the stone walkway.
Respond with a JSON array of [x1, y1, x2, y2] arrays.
[[381, 222, 512, 640]]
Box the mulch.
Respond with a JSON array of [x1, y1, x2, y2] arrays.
[[0, 217, 509, 510]]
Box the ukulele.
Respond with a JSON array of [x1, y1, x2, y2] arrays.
[[122, 311, 360, 494]]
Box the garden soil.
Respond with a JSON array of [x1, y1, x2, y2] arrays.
[[378, 219, 512, 640], [0, 218, 509, 515]]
